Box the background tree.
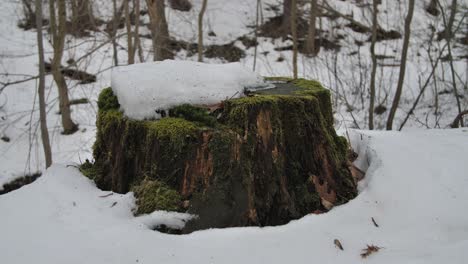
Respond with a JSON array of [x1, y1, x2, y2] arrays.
[[146, 0, 173, 61], [134, 0, 144, 63], [125, 0, 135, 64], [111, 0, 119, 66], [35, 0, 52, 167], [437, 0, 463, 126], [253, 0, 261, 71], [198, 0, 208, 62], [291, 0, 298, 79], [386, 0, 415, 130], [306, 0, 318, 55], [49, 0, 78, 134], [19, 0, 37, 30], [369, 0, 378, 130], [70, 0, 96, 36], [282, 0, 292, 35]]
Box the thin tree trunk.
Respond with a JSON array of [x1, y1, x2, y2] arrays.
[[253, 0, 260, 71], [291, 0, 298, 79], [446, 0, 457, 38], [198, 0, 208, 62], [134, 0, 144, 62], [306, 0, 318, 55], [112, 0, 119, 66], [146, 0, 173, 61], [399, 44, 447, 131], [70, 0, 95, 35], [282, 0, 292, 35], [125, 0, 135, 64], [49, 0, 77, 134], [437, 0, 462, 126], [35, 0, 52, 168], [369, 0, 378, 130], [386, 0, 415, 130]]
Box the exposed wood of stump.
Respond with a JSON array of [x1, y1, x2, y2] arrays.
[[85, 78, 358, 233]]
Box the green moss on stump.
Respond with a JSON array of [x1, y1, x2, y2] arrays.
[[169, 104, 217, 127], [97, 87, 120, 111], [80, 159, 104, 180], [132, 179, 182, 214], [145, 117, 197, 141]]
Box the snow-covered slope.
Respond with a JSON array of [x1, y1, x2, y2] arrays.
[[1, 129, 467, 263]]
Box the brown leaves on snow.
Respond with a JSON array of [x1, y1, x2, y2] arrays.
[[360, 244, 382, 258], [334, 239, 344, 250]]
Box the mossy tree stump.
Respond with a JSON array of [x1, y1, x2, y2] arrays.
[[85, 78, 357, 233]]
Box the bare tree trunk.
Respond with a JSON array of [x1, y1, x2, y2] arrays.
[[437, 0, 462, 126], [134, 0, 144, 62], [111, 0, 119, 66], [70, 0, 96, 35], [282, 0, 292, 34], [125, 0, 135, 64], [49, 0, 78, 134], [399, 43, 447, 130], [146, 0, 173, 61], [198, 0, 208, 62], [369, 0, 378, 130], [386, 0, 415, 130], [291, 0, 298, 79], [306, 0, 318, 55], [446, 0, 457, 38], [35, 0, 52, 168], [253, 0, 261, 71]]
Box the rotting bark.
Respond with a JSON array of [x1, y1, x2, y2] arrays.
[[85, 79, 358, 233]]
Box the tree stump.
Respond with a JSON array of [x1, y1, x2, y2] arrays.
[[84, 78, 357, 233]]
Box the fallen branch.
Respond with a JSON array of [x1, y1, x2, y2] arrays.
[[44, 62, 96, 84]]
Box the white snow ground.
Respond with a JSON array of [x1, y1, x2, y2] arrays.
[[1, 128, 467, 264]]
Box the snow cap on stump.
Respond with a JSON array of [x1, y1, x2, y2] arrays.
[[111, 60, 265, 120]]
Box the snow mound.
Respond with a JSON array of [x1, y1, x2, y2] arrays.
[[111, 60, 265, 120]]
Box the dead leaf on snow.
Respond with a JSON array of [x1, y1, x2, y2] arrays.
[[334, 239, 344, 250], [360, 244, 382, 258]]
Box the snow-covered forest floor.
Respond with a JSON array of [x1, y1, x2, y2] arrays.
[[2, 129, 467, 263], [0, 0, 467, 262]]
